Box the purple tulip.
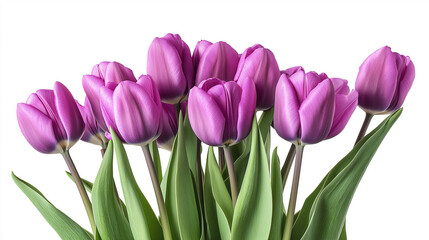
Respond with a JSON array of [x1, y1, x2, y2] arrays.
[[194, 41, 240, 87], [82, 61, 137, 132], [76, 97, 108, 147], [157, 103, 178, 150], [235, 44, 280, 110], [99, 75, 163, 145], [147, 33, 194, 104], [355, 46, 415, 114], [274, 67, 358, 144], [17, 82, 85, 153], [188, 77, 256, 146]]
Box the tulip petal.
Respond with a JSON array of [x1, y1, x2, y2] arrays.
[[282, 66, 304, 77], [82, 74, 107, 130], [105, 61, 136, 84], [157, 103, 178, 150], [54, 82, 84, 149], [299, 79, 335, 144], [387, 55, 415, 112], [91, 61, 110, 79], [331, 78, 350, 95], [17, 103, 62, 154], [273, 74, 300, 142], [327, 90, 358, 139], [100, 86, 122, 140], [77, 98, 105, 145], [137, 75, 162, 107], [27, 90, 56, 116], [222, 81, 243, 142], [188, 87, 225, 146], [180, 40, 195, 94], [236, 77, 256, 143], [192, 40, 213, 69], [288, 68, 306, 104], [114, 81, 162, 145]]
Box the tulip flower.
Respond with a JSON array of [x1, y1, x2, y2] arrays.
[[188, 77, 256, 207], [17, 81, 85, 154], [82, 61, 137, 132], [194, 41, 240, 87], [99, 75, 162, 145], [147, 33, 194, 104], [157, 103, 178, 151], [76, 97, 108, 147], [355, 46, 415, 115], [235, 44, 280, 110]]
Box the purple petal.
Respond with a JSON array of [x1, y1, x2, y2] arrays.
[[192, 40, 213, 69], [91, 61, 110, 79], [180, 39, 195, 94], [236, 77, 256, 143], [137, 75, 162, 108], [77, 98, 106, 145], [288, 68, 306, 104], [17, 103, 62, 154], [386, 55, 415, 112], [100, 86, 121, 140], [105, 61, 136, 84], [273, 74, 300, 142], [299, 79, 335, 144], [188, 87, 226, 146], [327, 90, 358, 139], [222, 81, 243, 142], [234, 44, 264, 79], [82, 74, 107, 130], [282, 66, 304, 77], [157, 103, 178, 150], [330, 78, 350, 95]]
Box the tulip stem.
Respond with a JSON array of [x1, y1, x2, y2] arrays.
[[355, 113, 374, 145], [223, 145, 238, 208], [218, 147, 225, 171], [100, 147, 123, 212], [141, 145, 172, 240], [174, 103, 181, 119], [283, 144, 304, 240], [281, 144, 296, 190], [61, 151, 97, 236]]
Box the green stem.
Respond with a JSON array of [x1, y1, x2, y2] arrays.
[[283, 144, 304, 240], [218, 147, 225, 171], [61, 151, 97, 235], [281, 144, 296, 190], [223, 145, 238, 208], [355, 113, 374, 145], [100, 147, 123, 212], [141, 145, 172, 240], [174, 103, 181, 119]]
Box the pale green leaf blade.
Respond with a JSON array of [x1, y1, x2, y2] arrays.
[[269, 148, 283, 240], [203, 147, 221, 240]]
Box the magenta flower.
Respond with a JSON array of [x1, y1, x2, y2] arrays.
[[17, 82, 84, 153], [188, 77, 256, 146], [76, 97, 108, 147], [157, 103, 178, 150], [147, 33, 194, 104], [235, 44, 280, 110], [273, 67, 358, 144], [194, 41, 240, 87], [82, 61, 136, 132], [99, 75, 162, 145], [355, 46, 415, 114]]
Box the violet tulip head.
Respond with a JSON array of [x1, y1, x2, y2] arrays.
[[274, 67, 358, 145], [100, 75, 163, 145], [147, 33, 194, 104], [17, 82, 85, 154], [355, 46, 415, 115], [235, 44, 280, 110], [157, 103, 178, 151], [194, 41, 240, 87], [82, 61, 137, 132], [188, 77, 256, 146], [76, 97, 108, 147]]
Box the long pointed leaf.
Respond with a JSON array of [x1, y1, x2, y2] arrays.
[[269, 148, 283, 240], [203, 148, 221, 240]]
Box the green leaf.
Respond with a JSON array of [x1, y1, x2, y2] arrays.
[[231, 117, 273, 240], [216, 203, 232, 240], [111, 130, 163, 240], [149, 140, 163, 183], [258, 107, 274, 161], [339, 223, 347, 240], [297, 108, 402, 240], [92, 141, 134, 240], [269, 148, 283, 240], [165, 112, 200, 240], [12, 172, 93, 240], [203, 148, 221, 240], [184, 111, 199, 181]]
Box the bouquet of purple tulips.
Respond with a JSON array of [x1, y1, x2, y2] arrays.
[[13, 33, 414, 240]]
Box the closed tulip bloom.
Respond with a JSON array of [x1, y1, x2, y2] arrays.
[[274, 67, 358, 144], [194, 41, 240, 87], [17, 82, 85, 153], [188, 77, 256, 146], [235, 44, 280, 110], [192, 40, 213, 69], [100, 75, 163, 145], [82, 61, 136, 131], [76, 97, 108, 147], [355, 46, 415, 114], [157, 103, 178, 150], [147, 33, 194, 104]]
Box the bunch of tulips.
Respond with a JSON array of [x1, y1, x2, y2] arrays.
[[14, 33, 415, 240]]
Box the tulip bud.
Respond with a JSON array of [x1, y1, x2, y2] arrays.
[[355, 46, 415, 114], [17, 82, 85, 153], [76, 97, 108, 147], [157, 103, 178, 150], [274, 67, 358, 144], [100, 75, 163, 145], [194, 41, 240, 87], [147, 33, 194, 104], [188, 77, 256, 146], [82, 61, 136, 132], [235, 44, 280, 110]]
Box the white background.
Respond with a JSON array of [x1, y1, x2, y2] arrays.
[[1, 0, 428, 239]]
